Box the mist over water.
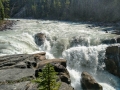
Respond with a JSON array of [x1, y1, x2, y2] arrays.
[[0, 19, 120, 90]]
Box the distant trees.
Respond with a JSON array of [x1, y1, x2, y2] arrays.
[[2, 0, 10, 18], [0, 0, 9, 20], [9, 0, 120, 22], [0, 0, 5, 20]]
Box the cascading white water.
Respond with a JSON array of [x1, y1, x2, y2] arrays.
[[63, 45, 120, 90], [0, 19, 120, 90]]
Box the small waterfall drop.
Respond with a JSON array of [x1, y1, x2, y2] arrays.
[[63, 45, 120, 90]]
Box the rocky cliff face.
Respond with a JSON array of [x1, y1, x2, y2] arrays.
[[105, 46, 120, 77], [0, 52, 74, 90]]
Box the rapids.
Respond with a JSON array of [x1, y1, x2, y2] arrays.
[[0, 19, 120, 90]]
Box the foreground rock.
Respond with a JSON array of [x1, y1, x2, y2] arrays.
[[0, 52, 73, 90], [81, 72, 103, 90], [105, 46, 120, 77]]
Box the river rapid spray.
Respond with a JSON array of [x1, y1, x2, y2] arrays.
[[0, 19, 120, 90]]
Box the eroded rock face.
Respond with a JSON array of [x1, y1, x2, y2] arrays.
[[53, 63, 71, 84], [0, 53, 73, 90], [81, 72, 103, 90], [34, 33, 46, 46], [116, 37, 120, 43], [102, 36, 120, 44], [105, 46, 120, 77], [35, 59, 71, 84]]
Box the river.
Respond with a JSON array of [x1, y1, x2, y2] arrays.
[[0, 19, 120, 90]]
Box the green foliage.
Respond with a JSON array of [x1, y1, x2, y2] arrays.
[[2, 0, 10, 18], [0, 0, 5, 20], [32, 63, 61, 90], [0, 0, 9, 20], [9, 0, 120, 22]]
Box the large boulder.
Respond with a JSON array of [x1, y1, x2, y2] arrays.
[[35, 59, 71, 84], [81, 72, 103, 90], [105, 46, 120, 77], [34, 33, 46, 46], [53, 63, 71, 84], [102, 36, 120, 44], [105, 59, 118, 75], [116, 37, 120, 43]]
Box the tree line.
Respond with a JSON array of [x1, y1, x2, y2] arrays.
[[1, 0, 120, 22]]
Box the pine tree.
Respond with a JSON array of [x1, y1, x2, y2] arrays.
[[0, 0, 5, 20], [32, 63, 61, 90], [2, 0, 10, 18]]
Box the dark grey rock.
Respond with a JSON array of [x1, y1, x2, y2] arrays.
[[0, 69, 34, 81], [105, 46, 120, 77], [34, 33, 46, 46], [81, 72, 103, 90], [0, 81, 29, 90]]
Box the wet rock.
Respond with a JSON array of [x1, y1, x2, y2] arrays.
[[53, 63, 71, 84], [102, 38, 117, 44], [105, 46, 120, 77], [0, 20, 15, 31], [70, 36, 89, 46], [34, 33, 46, 46], [105, 59, 118, 75], [104, 36, 120, 44], [59, 73, 71, 84], [81, 72, 103, 90], [106, 46, 119, 54], [116, 37, 120, 43]]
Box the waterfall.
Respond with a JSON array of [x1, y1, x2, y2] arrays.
[[0, 19, 120, 90], [63, 45, 120, 90]]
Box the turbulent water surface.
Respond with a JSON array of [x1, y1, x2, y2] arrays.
[[0, 19, 120, 90]]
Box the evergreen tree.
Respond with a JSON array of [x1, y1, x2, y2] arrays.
[[2, 0, 10, 18], [0, 0, 5, 20], [32, 63, 60, 90]]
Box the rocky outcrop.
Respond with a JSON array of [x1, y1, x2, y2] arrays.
[[34, 33, 46, 46], [0, 20, 15, 31], [81, 72, 103, 90], [70, 36, 89, 46], [0, 52, 73, 90], [105, 46, 120, 77], [102, 36, 120, 44], [116, 37, 120, 43]]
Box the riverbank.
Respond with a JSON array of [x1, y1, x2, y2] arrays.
[[0, 20, 15, 31]]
